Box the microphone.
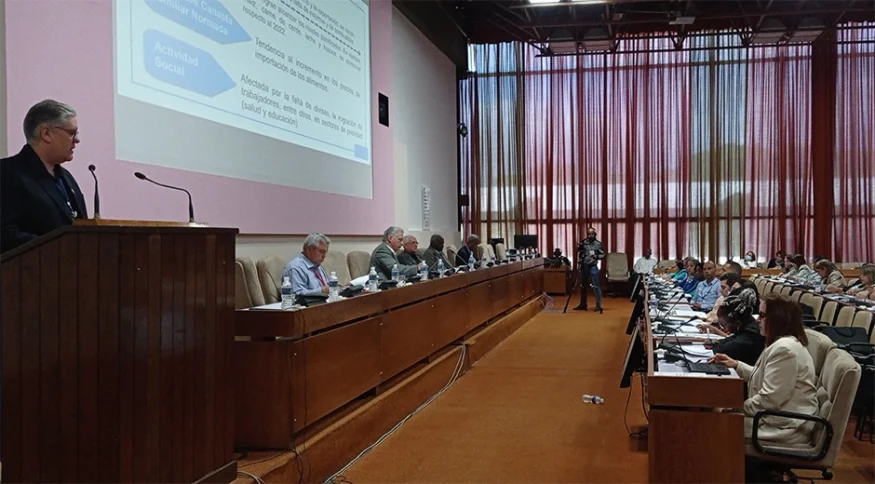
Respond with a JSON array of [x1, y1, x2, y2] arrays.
[[134, 172, 196, 222], [88, 164, 100, 219]]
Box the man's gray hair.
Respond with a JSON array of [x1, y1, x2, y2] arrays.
[[23, 99, 77, 142], [402, 235, 417, 244], [303, 233, 331, 249], [382, 226, 403, 242]]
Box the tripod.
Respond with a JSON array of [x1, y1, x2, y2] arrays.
[[563, 263, 602, 314]]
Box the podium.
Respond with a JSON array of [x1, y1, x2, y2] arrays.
[[1, 221, 238, 483]]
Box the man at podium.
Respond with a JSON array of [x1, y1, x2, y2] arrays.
[[1, 99, 87, 253]]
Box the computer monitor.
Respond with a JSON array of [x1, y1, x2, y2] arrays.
[[488, 237, 505, 249], [626, 297, 644, 335], [620, 326, 646, 389], [513, 234, 538, 250]]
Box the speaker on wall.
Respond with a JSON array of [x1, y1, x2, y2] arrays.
[[378, 93, 389, 127]]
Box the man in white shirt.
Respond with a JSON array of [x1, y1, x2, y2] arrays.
[[633, 249, 658, 275]]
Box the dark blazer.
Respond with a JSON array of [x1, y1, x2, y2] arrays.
[[711, 317, 765, 366], [369, 243, 420, 280], [456, 245, 474, 267], [397, 250, 422, 266], [1, 144, 87, 253]]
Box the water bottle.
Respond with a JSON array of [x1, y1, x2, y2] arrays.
[[420, 262, 429, 281], [468, 253, 475, 271], [368, 266, 378, 292], [328, 271, 339, 300], [280, 276, 294, 310], [482, 254, 488, 268], [582, 394, 604, 405], [391, 263, 400, 281], [437, 258, 445, 277]]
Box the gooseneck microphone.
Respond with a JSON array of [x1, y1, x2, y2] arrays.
[[88, 164, 100, 219], [133, 172, 195, 222]]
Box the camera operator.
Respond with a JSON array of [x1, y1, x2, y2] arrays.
[[574, 227, 605, 313]]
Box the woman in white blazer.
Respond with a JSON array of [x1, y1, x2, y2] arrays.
[[711, 293, 819, 446]]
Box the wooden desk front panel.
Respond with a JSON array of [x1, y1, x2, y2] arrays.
[[234, 263, 544, 449], [649, 409, 744, 483]]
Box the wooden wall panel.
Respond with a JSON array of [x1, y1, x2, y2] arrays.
[[381, 301, 437, 381], [303, 318, 382, 425], [0, 226, 237, 483], [432, 290, 471, 348]]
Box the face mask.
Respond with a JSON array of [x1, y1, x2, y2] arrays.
[[744, 255, 753, 262]]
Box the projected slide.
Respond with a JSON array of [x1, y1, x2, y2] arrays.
[[115, 0, 371, 166]]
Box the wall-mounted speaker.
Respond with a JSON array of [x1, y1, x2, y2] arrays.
[[378, 93, 389, 127]]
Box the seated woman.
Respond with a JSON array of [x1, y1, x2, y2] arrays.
[[813, 259, 846, 292], [742, 251, 758, 269], [700, 288, 764, 366], [711, 294, 819, 448], [785, 254, 816, 284], [850, 264, 875, 301]]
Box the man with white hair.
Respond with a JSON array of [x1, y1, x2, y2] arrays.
[[1, 99, 87, 252], [282, 233, 331, 295], [370, 226, 425, 279], [397, 234, 423, 266]]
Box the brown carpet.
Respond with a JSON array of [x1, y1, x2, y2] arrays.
[[338, 295, 875, 484], [340, 297, 650, 483]]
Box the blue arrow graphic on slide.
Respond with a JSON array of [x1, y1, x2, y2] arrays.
[[144, 29, 236, 97], [145, 0, 250, 44]]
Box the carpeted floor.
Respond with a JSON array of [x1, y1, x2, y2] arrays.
[[340, 297, 651, 483], [338, 295, 875, 484]]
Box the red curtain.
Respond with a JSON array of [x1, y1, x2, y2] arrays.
[[834, 25, 875, 263], [460, 27, 874, 264]]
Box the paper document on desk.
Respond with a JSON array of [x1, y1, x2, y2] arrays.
[[248, 302, 284, 310], [672, 309, 708, 318]]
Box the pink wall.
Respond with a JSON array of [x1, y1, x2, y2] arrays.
[[4, 0, 394, 235]]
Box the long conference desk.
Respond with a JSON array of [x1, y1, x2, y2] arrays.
[[641, 280, 746, 483], [233, 258, 544, 449]]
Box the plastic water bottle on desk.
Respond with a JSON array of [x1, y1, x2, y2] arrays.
[[368, 266, 378, 292], [482, 254, 489, 268], [419, 263, 429, 281], [280, 276, 294, 310], [468, 253, 476, 271], [437, 259, 445, 277], [582, 394, 604, 405], [391, 263, 400, 281], [328, 271, 339, 301]]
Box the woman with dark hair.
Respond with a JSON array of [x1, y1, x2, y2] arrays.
[[711, 294, 818, 446], [742, 251, 758, 269], [700, 288, 764, 366], [785, 254, 815, 283], [814, 259, 845, 291]]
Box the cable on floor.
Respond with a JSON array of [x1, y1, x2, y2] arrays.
[[323, 344, 468, 484], [237, 470, 267, 484]]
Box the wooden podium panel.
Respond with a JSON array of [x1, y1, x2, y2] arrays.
[[543, 266, 570, 295], [1, 223, 238, 483]]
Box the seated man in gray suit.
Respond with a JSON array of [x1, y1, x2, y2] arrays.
[[370, 226, 425, 279], [423, 234, 453, 271], [397, 235, 423, 266]]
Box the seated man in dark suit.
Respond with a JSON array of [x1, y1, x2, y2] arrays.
[[1, 99, 87, 252], [455, 234, 480, 267], [397, 235, 423, 266], [370, 226, 425, 280], [423, 234, 453, 271]]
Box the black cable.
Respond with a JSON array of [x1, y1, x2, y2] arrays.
[[624, 374, 647, 439], [640, 372, 649, 423]]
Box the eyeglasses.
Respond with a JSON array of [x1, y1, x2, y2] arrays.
[[52, 126, 80, 141]]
